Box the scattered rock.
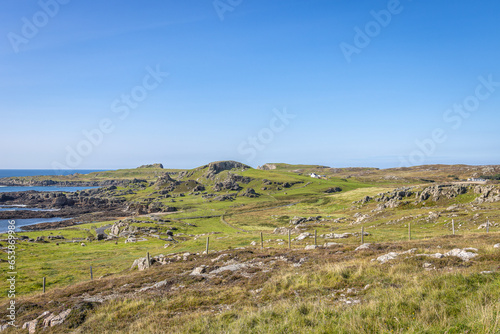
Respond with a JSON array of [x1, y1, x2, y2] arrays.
[[240, 188, 259, 198], [273, 227, 289, 235], [190, 265, 207, 276], [376, 252, 400, 264], [322, 233, 352, 239], [209, 263, 248, 274], [355, 243, 371, 251], [130, 257, 152, 271], [445, 248, 477, 261], [290, 216, 306, 225], [295, 232, 311, 241], [324, 187, 342, 193], [211, 254, 229, 262], [375, 249, 417, 264], [305, 245, 318, 250], [324, 242, 341, 247], [22, 320, 38, 334]]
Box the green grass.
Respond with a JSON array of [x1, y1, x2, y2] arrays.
[[1, 163, 499, 332]]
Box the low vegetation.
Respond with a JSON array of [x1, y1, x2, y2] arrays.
[[0, 161, 499, 333]]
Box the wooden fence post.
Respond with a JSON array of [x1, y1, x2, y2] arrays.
[[361, 227, 364, 244], [260, 232, 264, 249], [206, 237, 210, 254], [314, 230, 317, 246], [452, 219, 455, 235], [43, 277, 46, 293], [90, 266, 93, 280], [288, 230, 291, 249], [147, 252, 150, 269], [408, 223, 411, 241], [487, 220, 489, 233]]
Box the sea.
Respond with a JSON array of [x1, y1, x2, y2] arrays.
[[0, 169, 107, 232]]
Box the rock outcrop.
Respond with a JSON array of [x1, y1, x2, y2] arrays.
[[138, 163, 164, 169]]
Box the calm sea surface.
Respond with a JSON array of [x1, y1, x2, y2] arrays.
[[0, 169, 106, 232], [0, 169, 106, 178], [0, 218, 71, 232]]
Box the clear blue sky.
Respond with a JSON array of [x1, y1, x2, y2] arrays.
[[1, 0, 499, 169]]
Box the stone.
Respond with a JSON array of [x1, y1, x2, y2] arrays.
[[211, 254, 229, 262], [130, 257, 151, 271], [250, 241, 257, 246], [209, 263, 248, 274], [333, 233, 351, 239], [355, 243, 371, 251], [445, 248, 477, 261], [324, 242, 341, 247], [190, 265, 207, 276], [240, 188, 259, 198], [22, 320, 38, 334], [273, 227, 289, 235], [49, 309, 72, 326], [376, 252, 400, 264], [305, 245, 318, 250], [42, 314, 56, 328], [494, 244, 500, 249], [295, 232, 311, 241], [324, 187, 342, 193], [81, 243, 86, 247], [290, 216, 306, 225]]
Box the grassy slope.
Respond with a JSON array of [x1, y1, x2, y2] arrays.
[[0, 162, 499, 333]]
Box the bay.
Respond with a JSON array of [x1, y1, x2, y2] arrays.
[[0, 217, 71, 233]]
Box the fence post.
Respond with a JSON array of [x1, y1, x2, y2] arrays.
[[90, 266, 93, 280], [206, 237, 210, 254], [314, 230, 317, 246], [361, 227, 364, 244], [452, 219, 455, 235], [288, 230, 291, 249], [260, 232, 264, 249], [408, 223, 411, 241], [43, 277, 46, 293], [487, 220, 489, 233], [147, 252, 150, 269]]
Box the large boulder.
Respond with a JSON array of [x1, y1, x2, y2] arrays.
[[240, 188, 259, 198], [131, 257, 152, 271]]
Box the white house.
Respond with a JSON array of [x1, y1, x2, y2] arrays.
[[467, 177, 486, 182]]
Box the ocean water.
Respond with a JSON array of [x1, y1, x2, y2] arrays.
[[0, 170, 105, 231], [0, 186, 99, 193], [0, 169, 106, 193], [0, 218, 71, 233], [0, 169, 107, 178], [0, 205, 59, 212]]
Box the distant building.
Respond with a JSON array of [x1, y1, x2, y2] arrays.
[[310, 173, 326, 179], [467, 178, 486, 182]]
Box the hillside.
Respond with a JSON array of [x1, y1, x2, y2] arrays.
[[0, 161, 499, 333]]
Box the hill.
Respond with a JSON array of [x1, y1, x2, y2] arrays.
[[0, 161, 499, 333]]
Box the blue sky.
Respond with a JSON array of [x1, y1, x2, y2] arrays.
[[1, 0, 499, 169]]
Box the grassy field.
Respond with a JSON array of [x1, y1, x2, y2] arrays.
[[0, 162, 499, 332]]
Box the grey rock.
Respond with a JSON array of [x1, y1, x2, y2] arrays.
[[355, 243, 371, 251]]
